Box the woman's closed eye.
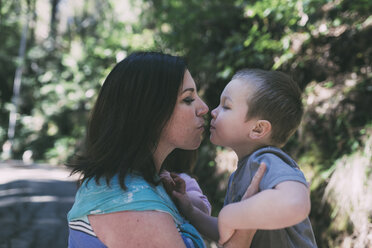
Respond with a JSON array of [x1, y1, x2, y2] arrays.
[[183, 97, 195, 105]]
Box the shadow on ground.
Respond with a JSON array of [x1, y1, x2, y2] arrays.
[[0, 162, 78, 248]]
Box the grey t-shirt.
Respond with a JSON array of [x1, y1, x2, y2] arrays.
[[224, 146, 317, 248]]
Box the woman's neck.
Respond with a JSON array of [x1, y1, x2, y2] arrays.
[[153, 142, 173, 173]]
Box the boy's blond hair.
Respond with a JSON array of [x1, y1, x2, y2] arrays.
[[233, 69, 303, 146]]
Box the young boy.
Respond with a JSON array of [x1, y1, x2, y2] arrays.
[[171, 69, 317, 247]]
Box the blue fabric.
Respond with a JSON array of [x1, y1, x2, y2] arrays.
[[224, 146, 308, 205], [68, 228, 107, 248], [181, 234, 196, 248], [224, 146, 317, 248], [68, 173, 205, 248]]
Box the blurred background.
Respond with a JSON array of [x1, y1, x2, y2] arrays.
[[0, 0, 371, 247]]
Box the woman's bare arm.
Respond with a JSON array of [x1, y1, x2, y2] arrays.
[[89, 211, 186, 248]]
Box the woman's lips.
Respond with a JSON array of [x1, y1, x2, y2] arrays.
[[197, 125, 205, 131]]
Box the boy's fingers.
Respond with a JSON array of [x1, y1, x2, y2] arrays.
[[169, 173, 186, 194], [170, 172, 182, 180], [159, 169, 170, 177], [242, 162, 266, 200], [160, 170, 177, 195], [160, 172, 174, 183], [160, 176, 175, 186], [173, 176, 184, 185]]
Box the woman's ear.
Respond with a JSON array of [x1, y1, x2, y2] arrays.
[[249, 120, 271, 140]]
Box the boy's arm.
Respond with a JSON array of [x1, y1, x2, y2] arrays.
[[187, 190, 211, 215], [182, 174, 212, 215], [218, 180, 310, 230], [178, 162, 266, 244], [171, 164, 267, 244], [161, 172, 212, 215], [171, 177, 220, 241]]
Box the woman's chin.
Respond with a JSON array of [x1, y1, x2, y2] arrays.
[[187, 139, 203, 150]]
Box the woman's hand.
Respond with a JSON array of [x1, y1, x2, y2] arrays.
[[220, 162, 267, 247], [242, 162, 266, 200], [218, 223, 235, 246]]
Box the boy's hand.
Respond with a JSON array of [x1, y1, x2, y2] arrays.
[[169, 173, 194, 217], [159, 170, 176, 195], [160, 172, 194, 218]]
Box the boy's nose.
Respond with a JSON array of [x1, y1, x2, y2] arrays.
[[211, 108, 217, 119]]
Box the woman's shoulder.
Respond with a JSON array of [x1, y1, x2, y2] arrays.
[[69, 173, 166, 220], [89, 210, 187, 247], [79, 173, 151, 192]]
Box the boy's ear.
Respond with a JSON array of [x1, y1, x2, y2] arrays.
[[249, 120, 271, 140]]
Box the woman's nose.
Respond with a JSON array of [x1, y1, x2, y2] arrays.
[[197, 98, 209, 116]]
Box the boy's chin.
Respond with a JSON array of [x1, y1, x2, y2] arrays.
[[209, 136, 220, 146]]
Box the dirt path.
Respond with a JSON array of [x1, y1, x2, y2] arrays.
[[0, 161, 78, 248]]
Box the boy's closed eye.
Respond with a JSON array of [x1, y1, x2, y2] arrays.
[[221, 100, 231, 109], [221, 97, 232, 109]]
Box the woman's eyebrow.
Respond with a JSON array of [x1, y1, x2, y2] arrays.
[[182, 88, 195, 93]]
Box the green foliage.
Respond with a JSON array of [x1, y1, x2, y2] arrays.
[[0, 0, 25, 147], [0, 0, 153, 163], [1, 0, 371, 246], [140, 0, 371, 246]]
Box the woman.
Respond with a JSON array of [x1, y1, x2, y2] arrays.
[[67, 51, 260, 247]]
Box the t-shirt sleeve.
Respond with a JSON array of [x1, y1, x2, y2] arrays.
[[253, 154, 308, 190]]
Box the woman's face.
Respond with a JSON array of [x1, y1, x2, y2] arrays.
[[160, 70, 209, 150]]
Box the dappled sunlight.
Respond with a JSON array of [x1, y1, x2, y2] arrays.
[[0, 162, 78, 184], [0, 188, 32, 197], [1, 0, 371, 247], [0, 162, 78, 246], [215, 148, 238, 174], [0, 195, 75, 207], [323, 130, 372, 247]]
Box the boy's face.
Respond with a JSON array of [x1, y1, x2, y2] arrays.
[[210, 79, 258, 150]]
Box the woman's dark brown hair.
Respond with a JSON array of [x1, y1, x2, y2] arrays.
[[67, 52, 188, 189]]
